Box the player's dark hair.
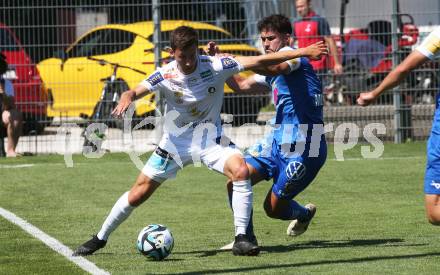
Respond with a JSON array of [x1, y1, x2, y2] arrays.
[[170, 26, 198, 50], [257, 14, 293, 35], [0, 52, 7, 75]]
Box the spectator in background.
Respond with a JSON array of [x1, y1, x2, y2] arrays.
[[0, 53, 22, 157], [293, 0, 343, 76]]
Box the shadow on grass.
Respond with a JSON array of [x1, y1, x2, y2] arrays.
[[174, 238, 424, 257], [165, 251, 440, 275], [263, 238, 425, 253]]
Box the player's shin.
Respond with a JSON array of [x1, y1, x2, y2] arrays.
[[231, 180, 253, 236], [227, 184, 255, 237], [97, 191, 135, 240], [279, 199, 309, 221]]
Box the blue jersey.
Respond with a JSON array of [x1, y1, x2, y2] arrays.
[[247, 46, 326, 200], [416, 27, 440, 194], [255, 46, 324, 145]]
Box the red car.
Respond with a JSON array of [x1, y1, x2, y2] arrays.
[[1, 22, 49, 133]]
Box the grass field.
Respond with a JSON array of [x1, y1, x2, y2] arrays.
[[1, 142, 440, 274]]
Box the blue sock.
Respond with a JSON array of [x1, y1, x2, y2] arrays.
[[228, 188, 254, 237], [279, 200, 309, 221]]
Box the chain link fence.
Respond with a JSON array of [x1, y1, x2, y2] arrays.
[[1, 0, 439, 155]]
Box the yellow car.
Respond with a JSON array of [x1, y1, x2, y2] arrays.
[[37, 20, 268, 125]]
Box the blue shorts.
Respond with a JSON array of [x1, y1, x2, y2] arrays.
[[425, 94, 440, 194], [245, 136, 327, 200]]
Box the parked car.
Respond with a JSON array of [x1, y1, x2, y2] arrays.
[[37, 20, 269, 126], [1, 22, 49, 133]]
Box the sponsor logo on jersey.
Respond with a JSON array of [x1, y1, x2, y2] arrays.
[[314, 94, 324, 107], [285, 161, 306, 181], [221, 57, 238, 69], [189, 106, 202, 117], [164, 73, 178, 79], [174, 91, 184, 104], [208, 87, 216, 94], [200, 70, 213, 82], [190, 118, 213, 128], [147, 72, 164, 86], [431, 180, 440, 190], [169, 79, 184, 88], [187, 76, 199, 87]]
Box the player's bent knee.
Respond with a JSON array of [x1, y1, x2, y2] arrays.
[[263, 200, 281, 219], [263, 206, 278, 219], [426, 212, 440, 226], [230, 162, 249, 181], [425, 194, 440, 225]]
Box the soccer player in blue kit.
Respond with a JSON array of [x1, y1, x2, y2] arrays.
[[358, 26, 440, 226], [212, 14, 327, 247]]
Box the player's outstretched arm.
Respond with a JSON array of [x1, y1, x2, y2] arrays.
[[226, 74, 270, 93], [112, 85, 151, 117], [235, 41, 327, 72], [357, 51, 428, 106]]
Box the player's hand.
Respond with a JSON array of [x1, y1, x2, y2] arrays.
[[305, 41, 328, 61], [205, 41, 220, 56], [357, 92, 377, 106], [333, 63, 343, 75], [112, 90, 135, 118]]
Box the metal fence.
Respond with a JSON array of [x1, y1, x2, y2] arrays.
[[1, 0, 439, 155]]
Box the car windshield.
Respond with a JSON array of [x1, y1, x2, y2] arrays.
[[67, 29, 136, 58], [0, 28, 19, 51], [147, 29, 234, 46]]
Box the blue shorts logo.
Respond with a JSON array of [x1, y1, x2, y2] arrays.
[[221, 58, 238, 69], [431, 180, 440, 190], [285, 161, 306, 181]]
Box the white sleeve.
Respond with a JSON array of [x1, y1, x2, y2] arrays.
[[139, 70, 164, 91], [212, 56, 244, 79], [253, 74, 271, 87], [416, 27, 440, 60], [4, 79, 14, 97], [279, 46, 301, 72]]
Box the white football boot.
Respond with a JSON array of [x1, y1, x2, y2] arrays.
[[287, 203, 316, 237]]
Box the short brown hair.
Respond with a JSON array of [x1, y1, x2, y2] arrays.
[[170, 26, 198, 50], [257, 14, 292, 35]]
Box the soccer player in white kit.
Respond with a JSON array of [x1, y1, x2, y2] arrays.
[[73, 26, 327, 256]]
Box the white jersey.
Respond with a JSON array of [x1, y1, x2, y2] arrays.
[[140, 54, 243, 149], [416, 26, 440, 60]]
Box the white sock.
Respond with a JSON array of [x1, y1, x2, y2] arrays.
[[232, 180, 253, 236], [97, 192, 135, 241]]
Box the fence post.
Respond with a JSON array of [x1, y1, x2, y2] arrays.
[[392, 0, 403, 143], [152, 0, 163, 139]]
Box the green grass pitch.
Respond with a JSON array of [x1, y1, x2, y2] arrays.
[[1, 142, 440, 274]]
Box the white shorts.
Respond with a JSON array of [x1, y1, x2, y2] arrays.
[[142, 138, 242, 183]]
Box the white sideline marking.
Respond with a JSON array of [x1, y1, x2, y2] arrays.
[[0, 207, 110, 275], [0, 164, 35, 168]]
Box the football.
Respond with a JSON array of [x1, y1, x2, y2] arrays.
[[136, 224, 174, 260]]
